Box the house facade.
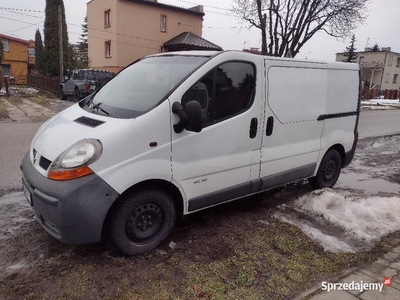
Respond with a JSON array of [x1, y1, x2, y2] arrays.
[[0, 33, 34, 84], [336, 47, 400, 92], [87, 0, 205, 73]]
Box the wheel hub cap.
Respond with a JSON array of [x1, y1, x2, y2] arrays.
[[125, 203, 163, 242]]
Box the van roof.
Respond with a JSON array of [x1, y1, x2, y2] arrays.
[[150, 50, 359, 70]]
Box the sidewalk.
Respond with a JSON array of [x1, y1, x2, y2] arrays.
[[298, 243, 400, 300], [0, 97, 73, 122]]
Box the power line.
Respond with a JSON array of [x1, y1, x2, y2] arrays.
[[165, 0, 231, 11], [0, 15, 160, 51], [4, 21, 42, 34], [0, 6, 44, 13]]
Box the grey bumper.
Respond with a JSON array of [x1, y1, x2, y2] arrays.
[[21, 152, 119, 244]]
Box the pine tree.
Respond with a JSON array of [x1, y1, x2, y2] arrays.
[[343, 34, 358, 63], [34, 29, 46, 74], [372, 44, 380, 52], [43, 0, 72, 76], [77, 15, 89, 68]]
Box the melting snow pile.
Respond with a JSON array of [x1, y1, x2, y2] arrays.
[[0, 192, 34, 240], [275, 189, 400, 253], [361, 99, 400, 110]]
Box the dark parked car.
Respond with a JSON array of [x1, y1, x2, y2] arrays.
[[59, 69, 114, 101]]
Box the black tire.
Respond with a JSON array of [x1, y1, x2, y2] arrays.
[[74, 88, 81, 102], [110, 190, 176, 256], [59, 86, 67, 100], [308, 149, 342, 189]]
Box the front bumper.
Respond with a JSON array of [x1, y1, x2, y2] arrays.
[[21, 152, 119, 244]]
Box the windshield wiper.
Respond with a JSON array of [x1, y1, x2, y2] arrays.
[[88, 98, 113, 117]]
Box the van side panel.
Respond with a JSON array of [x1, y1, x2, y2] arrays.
[[267, 66, 327, 123], [319, 67, 360, 161], [260, 61, 326, 179]]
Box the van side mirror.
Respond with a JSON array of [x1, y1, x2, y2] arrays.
[[172, 101, 202, 133], [185, 101, 202, 133]]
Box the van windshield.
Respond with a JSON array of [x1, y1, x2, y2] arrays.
[[85, 55, 209, 118]]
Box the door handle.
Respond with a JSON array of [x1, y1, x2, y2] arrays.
[[249, 118, 258, 139], [266, 116, 274, 136]]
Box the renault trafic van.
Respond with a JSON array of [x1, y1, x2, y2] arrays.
[[21, 51, 360, 255]]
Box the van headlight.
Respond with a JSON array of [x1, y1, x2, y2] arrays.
[[48, 139, 102, 181]]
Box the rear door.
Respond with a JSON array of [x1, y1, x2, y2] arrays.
[[259, 60, 327, 190], [170, 53, 264, 213]]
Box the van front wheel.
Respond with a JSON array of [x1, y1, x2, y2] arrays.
[[110, 190, 176, 256], [308, 149, 342, 189]]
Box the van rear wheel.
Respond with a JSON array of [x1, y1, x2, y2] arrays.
[[110, 190, 176, 256], [308, 149, 342, 189]]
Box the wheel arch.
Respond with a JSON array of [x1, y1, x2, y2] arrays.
[[101, 179, 184, 239], [326, 144, 346, 167]]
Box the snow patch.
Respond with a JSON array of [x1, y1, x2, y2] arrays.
[[0, 192, 34, 240], [9, 86, 39, 94], [364, 99, 399, 105], [274, 212, 355, 253], [276, 190, 400, 252], [6, 262, 26, 270]]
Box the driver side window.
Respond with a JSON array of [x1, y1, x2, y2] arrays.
[[182, 61, 255, 126]]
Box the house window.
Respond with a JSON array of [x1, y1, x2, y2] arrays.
[[385, 73, 390, 84], [160, 15, 166, 32], [105, 41, 111, 58], [359, 56, 364, 65], [105, 10, 111, 28], [396, 57, 400, 67], [388, 55, 394, 66], [393, 74, 398, 84], [2, 40, 9, 51], [28, 48, 35, 57], [1, 65, 11, 76]]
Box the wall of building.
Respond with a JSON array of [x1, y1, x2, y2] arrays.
[[336, 51, 400, 91], [88, 0, 203, 72], [1, 38, 29, 84], [88, 0, 119, 72], [381, 52, 400, 90]]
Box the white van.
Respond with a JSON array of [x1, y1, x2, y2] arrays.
[[21, 51, 361, 255]]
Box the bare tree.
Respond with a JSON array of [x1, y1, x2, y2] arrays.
[[233, 0, 370, 57]]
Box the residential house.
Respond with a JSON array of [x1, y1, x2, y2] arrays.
[[87, 0, 220, 73], [0, 33, 35, 84], [336, 47, 400, 97]]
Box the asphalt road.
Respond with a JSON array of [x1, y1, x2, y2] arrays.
[[0, 122, 42, 193], [358, 109, 400, 138], [0, 109, 400, 192]]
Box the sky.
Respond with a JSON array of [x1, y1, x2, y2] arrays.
[[0, 0, 399, 61]]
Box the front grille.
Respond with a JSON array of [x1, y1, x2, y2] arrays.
[[39, 156, 52, 170]]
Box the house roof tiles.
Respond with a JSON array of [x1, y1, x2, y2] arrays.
[[164, 32, 222, 51], [0, 33, 31, 45]]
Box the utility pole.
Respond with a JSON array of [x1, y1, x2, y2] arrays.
[[58, 5, 64, 81]]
